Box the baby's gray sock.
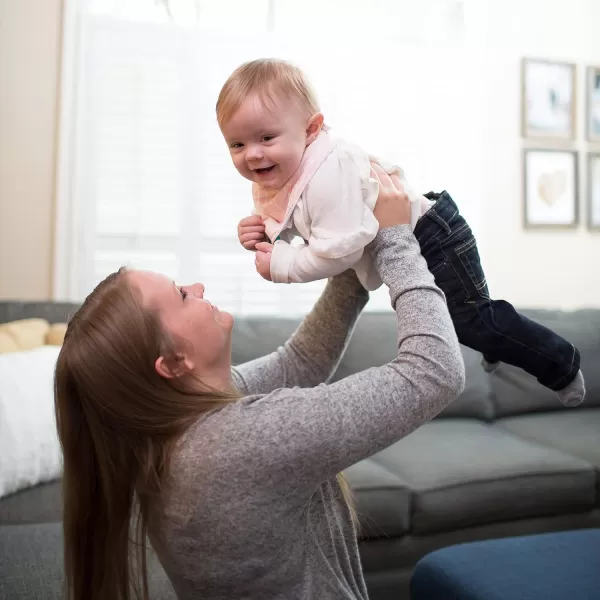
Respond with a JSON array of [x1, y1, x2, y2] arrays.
[[556, 370, 586, 407]]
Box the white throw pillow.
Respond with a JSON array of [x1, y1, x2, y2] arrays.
[[0, 345, 62, 499]]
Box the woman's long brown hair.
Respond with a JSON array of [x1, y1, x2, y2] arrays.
[[54, 267, 355, 600]]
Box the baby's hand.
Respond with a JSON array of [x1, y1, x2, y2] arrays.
[[255, 242, 273, 281], [238, 215, 266, 251]]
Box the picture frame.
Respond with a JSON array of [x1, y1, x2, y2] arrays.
[[521, 58, 576, 140], [588, 153, 600, 231], [523, 149, 578, 229], [586, 66, 600, 142]]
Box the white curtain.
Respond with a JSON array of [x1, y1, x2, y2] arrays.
[[56, 0, 479, 315]]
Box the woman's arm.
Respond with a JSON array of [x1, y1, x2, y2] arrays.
[[221, 226, 465, 492], [232, 269, 369, 395]]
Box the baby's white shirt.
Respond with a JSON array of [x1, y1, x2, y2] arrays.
[[268, 137, 434, 291]]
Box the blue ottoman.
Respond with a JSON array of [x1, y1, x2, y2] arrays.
[[411, 529, 600, 600]]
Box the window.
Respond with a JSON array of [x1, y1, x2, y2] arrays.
[[56, 0, 474, 315]]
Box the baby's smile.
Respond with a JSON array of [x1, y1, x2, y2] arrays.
[[253, 165, 276, 175]]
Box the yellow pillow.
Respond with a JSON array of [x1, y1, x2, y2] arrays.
[[0, 331, 20, 353], [0, 318, 50, 353], [46, 323, 68, 346]]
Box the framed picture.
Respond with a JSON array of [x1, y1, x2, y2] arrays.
[[588, 153, 600, 230], [586, 66, 600, 141], [521, 58, 576, 140], [523, 149, 578, 229]]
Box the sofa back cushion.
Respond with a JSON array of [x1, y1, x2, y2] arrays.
[[231, 317, 298, 366], [231, 312, 494, 420], [490, 309, 600, 418], [0, 302, 79, 326]]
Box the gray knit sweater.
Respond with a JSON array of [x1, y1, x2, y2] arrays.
[[152, 226, 465, 599]]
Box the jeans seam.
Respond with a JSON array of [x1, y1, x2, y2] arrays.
[[454, 235, 476, 254], [437, 241, 489, 302], [415, 222, 448, 252], [473, 303, 578, 389], [424, 207, 453, 234], [429, 261, 447, 276], [443, 246, 577, 389], [439, 223, 470, 248], [420, 192, 579, 391], [545, 347, 577, 389], [455, 240, 489, 298]]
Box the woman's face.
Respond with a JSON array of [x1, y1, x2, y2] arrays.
[[128, 270, 234, 377]]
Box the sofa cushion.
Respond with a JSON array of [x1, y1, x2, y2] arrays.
[[231, 317, 297, 367], [370, 419, 595, 534], [491, 309, 600, 417], [0, 480, 62, 524], [344, 458, 411, 539], [497, 409, 600, 492], [0, 301, 79, 326], [0, 523, 176, 600], [439, 346, 493, 420]]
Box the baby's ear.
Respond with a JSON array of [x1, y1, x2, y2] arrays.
[[306, 112, 324, 144]]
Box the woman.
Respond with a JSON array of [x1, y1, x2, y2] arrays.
[[54, 165, 465, 600]]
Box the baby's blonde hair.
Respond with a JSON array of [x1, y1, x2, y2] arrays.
[[216, 58, 322, 128]]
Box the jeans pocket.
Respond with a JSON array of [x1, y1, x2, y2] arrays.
[[454, 236, 490, 300]]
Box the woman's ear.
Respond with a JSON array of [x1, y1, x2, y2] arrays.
[[155, 353, 194, 379], [305, 112, 324, 145]]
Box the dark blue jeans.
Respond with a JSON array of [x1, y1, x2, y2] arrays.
[[414, 191, 580, 391]]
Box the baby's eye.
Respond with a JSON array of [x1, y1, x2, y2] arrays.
[[230, 142, 243, 149], [262, 135, 275, 142], [179, 287, 188, 300]]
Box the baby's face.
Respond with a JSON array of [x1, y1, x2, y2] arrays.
[[220, 93, 310, 190]]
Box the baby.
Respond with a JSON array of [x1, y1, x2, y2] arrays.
[[216, 58, 585, 407]]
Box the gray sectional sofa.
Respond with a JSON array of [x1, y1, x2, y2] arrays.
[[1, 301, 599, 600]]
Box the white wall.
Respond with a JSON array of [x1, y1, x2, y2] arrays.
[[0, 0, 598, 308], [257, 0, 600, 311], [0, 0, 63, 300], [467, 0, 600, 309]]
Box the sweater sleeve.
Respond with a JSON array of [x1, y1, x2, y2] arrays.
[[223, 225, 465, 491], [232, 269, 369, 395], [269, 147, 379, 284]]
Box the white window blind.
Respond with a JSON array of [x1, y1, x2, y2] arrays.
[[57, 0, 477, 316]]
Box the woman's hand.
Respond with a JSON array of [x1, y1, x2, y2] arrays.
[[370, 163, 412, 229]]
